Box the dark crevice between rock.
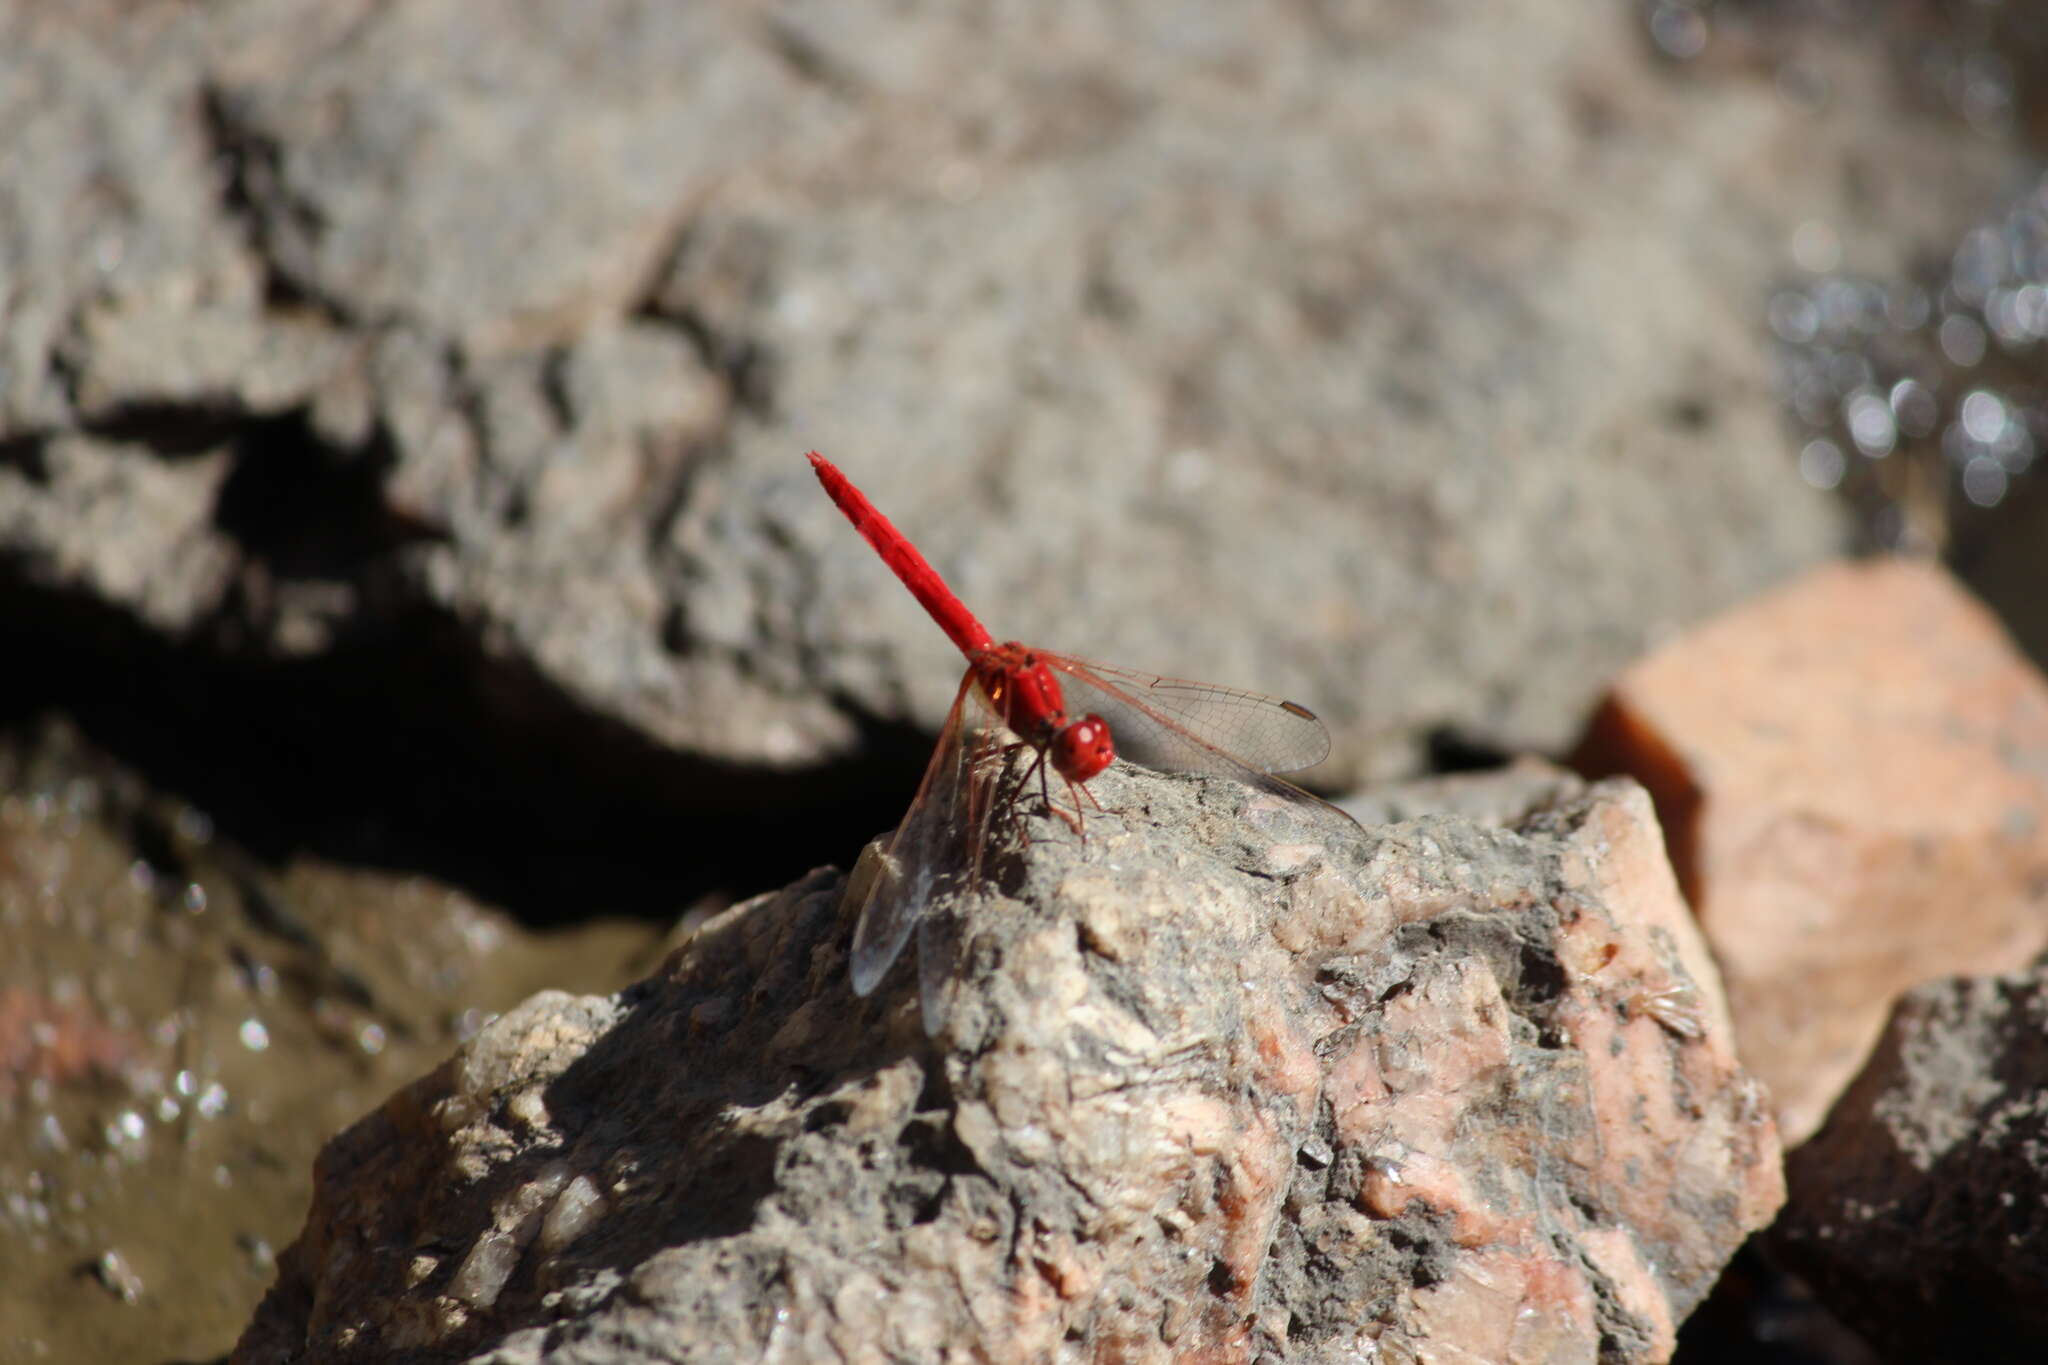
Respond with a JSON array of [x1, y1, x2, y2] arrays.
[[1426, 723, 1517, 773], [0, 562, 945, 935], [5, 362, 958, 931], [44, 316, 89, 414], [1573, 697, 1705, 907], [209, 409, 428, 575], [801, 1098, 856, 1132], [1512, 938, 1572, 1007], [914, 1053, 956, 1114], [78, 399, 252, 460], [1672, 1241, 1881, 1365], [0, 431, 48, 479], [1948, 467, 2048, 673]]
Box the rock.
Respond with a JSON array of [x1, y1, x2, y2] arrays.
[[62, 298, 352, 424], [1773, 957, 2048, 1365], [1575, 558, 2048, 1142], [681, 0, 1894, 780], [1338, 755, 1587, 830], [233, 769, 1781, 1363], [208, 0, 798, 349], [18, 0, 2019, 787], [0, 434, 238, 633], [0, 7, 265, 436]]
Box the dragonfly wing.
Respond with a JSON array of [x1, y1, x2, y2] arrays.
[[1046, 656, 1333, 777], [848, 675, 981, 997], [1047, 655, 1362, 841], [910, 720, 1009, 1033], [847, 841, 937, 997], [915, 907, 957, 1036]]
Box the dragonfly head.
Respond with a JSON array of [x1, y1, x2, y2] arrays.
[[1052, 715, 1115, 784]]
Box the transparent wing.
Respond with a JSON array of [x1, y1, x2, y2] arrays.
[[1046, 654, 1362, 841], [848, 671, 1000, 1002], [1045, 655, 1333, 776], [916, 906, 960, 1038]]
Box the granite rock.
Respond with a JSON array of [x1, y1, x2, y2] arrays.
[[234, 770, 1781, 1363], [1577, 558, 2048, 1142]]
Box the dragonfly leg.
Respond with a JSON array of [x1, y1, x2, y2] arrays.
[[1008, 741, 1084, 835], [1033, 751, 1088, 835], [984, 737, 1088, 839], [1060, 774, 1105, 840], [984, 740, 1043, 845]]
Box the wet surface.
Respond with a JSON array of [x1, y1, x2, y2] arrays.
[[1770, 167, 2048, 666], [0, 720, 667, 1364], [1644, 0, 2048, 670]]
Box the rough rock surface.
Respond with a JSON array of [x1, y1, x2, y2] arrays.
[[233, 770, 1781, 1363], [15, 0, 2011, 791], [1773, 956, 2048, 1365], [1576, 558, 2048, 1142]]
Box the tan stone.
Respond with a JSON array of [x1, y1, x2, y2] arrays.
[[1576, 557, 2048, 1141]]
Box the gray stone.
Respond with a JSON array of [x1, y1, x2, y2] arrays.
[[8, 0, 2006, 781], [233, 772, 1782, 1362], [207, 0, 798, 348], [0, 434, 236, 632]]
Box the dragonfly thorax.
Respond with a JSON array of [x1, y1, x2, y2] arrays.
[[973, 644, 1116, 782], [973, 644, 1061, 737]]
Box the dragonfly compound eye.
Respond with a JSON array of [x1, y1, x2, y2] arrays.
[[1053, 715, 1116, 783]]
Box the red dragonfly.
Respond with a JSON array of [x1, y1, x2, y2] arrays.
[[809, 451, 1356, 1025]]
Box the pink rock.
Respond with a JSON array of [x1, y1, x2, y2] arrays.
[[1577, 558, 2048, 1141]]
